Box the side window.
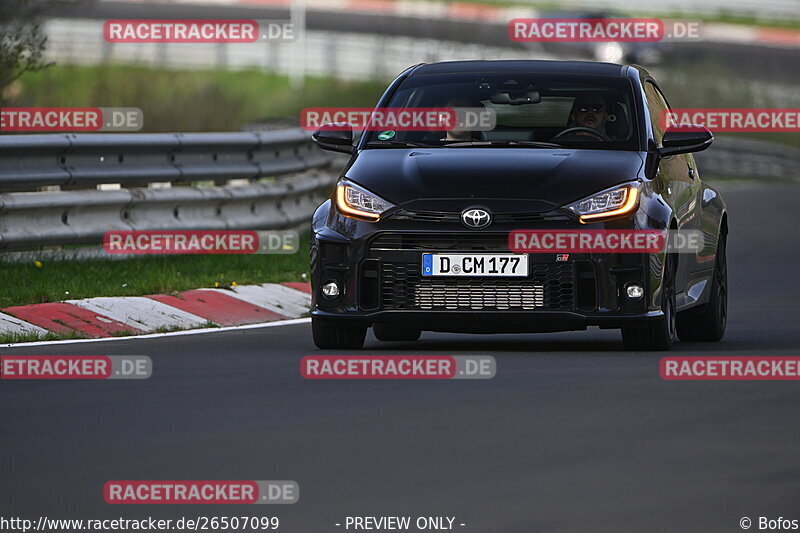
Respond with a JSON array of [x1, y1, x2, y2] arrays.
[[645, 80, 693, 175], [643, 81, 669, 145]]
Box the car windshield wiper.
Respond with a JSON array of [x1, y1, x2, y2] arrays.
[[366, 140, 438, 148], [443, 140, 565, 149]]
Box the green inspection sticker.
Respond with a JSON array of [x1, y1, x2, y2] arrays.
[[377, 130, 396, 140]]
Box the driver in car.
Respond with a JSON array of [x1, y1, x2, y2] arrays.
[[440, 96, 479, 142], [564, 94, 614, 140]]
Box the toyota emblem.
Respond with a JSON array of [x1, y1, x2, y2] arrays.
[[461, 208, 492, 229]]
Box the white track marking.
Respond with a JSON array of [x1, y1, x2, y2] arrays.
[[0, 318, 311, 348], [206, 284, 311, 318], [0, 312, 49, 336], [1, 284, 313, 346], [66, 297, 209, 331]]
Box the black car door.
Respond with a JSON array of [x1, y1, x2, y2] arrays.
[[643, 79, 700, 301]]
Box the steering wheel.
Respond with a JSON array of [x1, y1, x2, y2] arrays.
[[554, 126, 611, 142]]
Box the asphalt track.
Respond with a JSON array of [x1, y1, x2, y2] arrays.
[[2, 182, 800, 532]]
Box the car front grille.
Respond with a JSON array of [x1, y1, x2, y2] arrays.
[[389, 210, 568, 224], [380, 262, 575, 311], [370, 233, 511, 251]]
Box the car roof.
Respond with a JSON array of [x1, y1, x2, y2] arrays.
[[409, 60, 630, 78]]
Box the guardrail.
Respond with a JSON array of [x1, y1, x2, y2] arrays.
[[0, 130, 337, 251], [2, 129, 796, 253], [694, 136, 800, 181]]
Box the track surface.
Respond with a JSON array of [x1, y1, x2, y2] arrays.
[[2, 183, 800, 532]]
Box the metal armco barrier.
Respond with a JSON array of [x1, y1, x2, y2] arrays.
[[694, 136, 800, 181], [0, 130, 337, 251], [1, 130, 796, 252]]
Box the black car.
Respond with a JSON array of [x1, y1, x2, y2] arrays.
[[309, 60, 727, 351]]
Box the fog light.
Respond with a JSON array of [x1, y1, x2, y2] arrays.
[[626, 284, 644, 299], [322, 281, 340, 299]]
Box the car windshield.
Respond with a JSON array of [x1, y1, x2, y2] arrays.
[[364, 72, 640, 151]]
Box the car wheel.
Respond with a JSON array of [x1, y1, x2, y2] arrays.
[[677, 231, 727, 342], [622, 253, 677, 351], [373, 323, 421, 342], [312, 317, 367, 349]]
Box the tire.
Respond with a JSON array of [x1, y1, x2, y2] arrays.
[[312, 317, 367, 349], [677, 231, 727, 342], [622, 253, 677, 351], [372, 323, 421, 342]]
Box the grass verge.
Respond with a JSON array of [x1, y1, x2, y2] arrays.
[[0, 330, 90, 345], [8, 65, 387, 132], [0, 237, 310, 309]]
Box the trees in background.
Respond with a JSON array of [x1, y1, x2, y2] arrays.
[[0, 0, 88, 104]]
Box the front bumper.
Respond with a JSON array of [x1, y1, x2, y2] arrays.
[[311, 205, 663, 334], [312, 309, 665, 333]]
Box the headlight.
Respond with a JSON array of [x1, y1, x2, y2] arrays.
[[565, 182, 640, 223], [335, 179, 395, 221]]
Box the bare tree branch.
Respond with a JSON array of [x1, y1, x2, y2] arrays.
[[0, 0, 90, 104]]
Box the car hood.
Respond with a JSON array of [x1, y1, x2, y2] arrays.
[[344, 148, 645, 213]]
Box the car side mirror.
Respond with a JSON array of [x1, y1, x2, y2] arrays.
[[658, 126, 713, 157], [312, 123, 354, 154]]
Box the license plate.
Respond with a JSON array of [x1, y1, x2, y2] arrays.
[[421, 253, 529, 277]]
